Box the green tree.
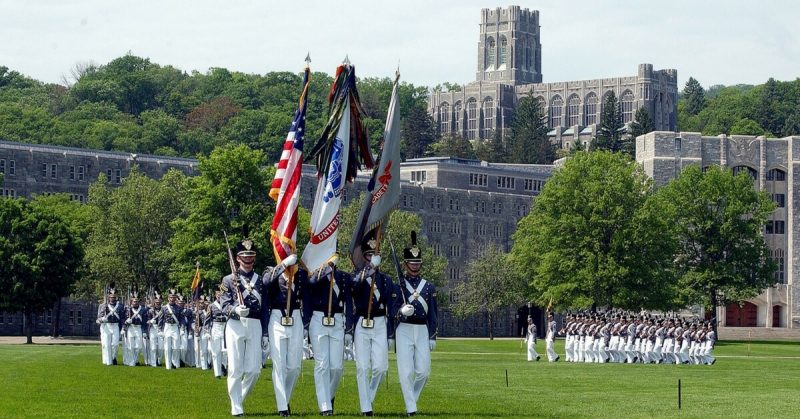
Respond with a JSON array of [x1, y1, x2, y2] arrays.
[[652, 165, 776, 318], [729, 118, 770, 136], [401, 105, 437, 160], [427, 134, 476, 159], [0, 198, 83, 343], [683, 77, 706, 116], [451, 246, 526, 339], [508, 94, 554, 164], [594, 92, 625, 153], [510, 151, 678, 311], [628, 107, 654, 140]]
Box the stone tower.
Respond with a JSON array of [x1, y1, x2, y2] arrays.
[[476, 5, 542, 85]]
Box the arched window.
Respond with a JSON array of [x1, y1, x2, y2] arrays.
[[439, 102, 450, 134], [499, 37, 508, 66], [773, 248, 785, 283], [567, 95, 581, 127], [584, 93, 598, 125], [453, 101, 462, 134], [466, 99, 478, 140], [767, 168, 786, 181], [621, 90, 635, 123], [732, 165, 758, 181], [483, 98, 494, 138], [485, 37, 496, 69], [549, 95, 563, 128]]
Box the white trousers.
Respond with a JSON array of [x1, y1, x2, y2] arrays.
[[269, 309, 303, 412], [526, 336, 539, 361], [100, 322, 120, 365], [163, 323, 181, 369], [148, 327, 163, 367], [225, 317, 263, 416], [546, 338, 558, 362], [210, 322, 226, 377], [396, 323, 430, 414], [125, 325, 144, 366], [355, 316, 388, 414], [309, 311, 345, 412]]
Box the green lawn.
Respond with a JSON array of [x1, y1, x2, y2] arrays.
[[0, 339, 798, 418]]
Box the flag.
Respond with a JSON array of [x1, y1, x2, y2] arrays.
[[270, 65, 311, 266], [190, 264, 202, 301], [349, 72, 402, 270], [302, 62, 373, 272]]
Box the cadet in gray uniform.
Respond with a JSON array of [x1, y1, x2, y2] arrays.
[[209, 288, 229, 379], [96, 286, 125, 366], [525, 316, 540, 361], [160, 289, 184, 369], [545, 312, 559, 362]]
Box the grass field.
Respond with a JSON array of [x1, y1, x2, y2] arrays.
[[1, 339, 798, 418]]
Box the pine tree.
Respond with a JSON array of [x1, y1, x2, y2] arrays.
[[624, 107, 654, 157], [508, 94, 555, 164], [594, 92, 624, 153], [683, 77, 706, 115]]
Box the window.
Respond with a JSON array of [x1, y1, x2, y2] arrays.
[[549, 96, 563, 128], [402, 195, 416, 208], [453, 102, 462, 133], [50, 164, 57, 179], [492, 202, 503, 214], [0, 159, 4, 174], [486, 37, 496, 68], [69, 310, 74, 326], [474, 201, 486, 213], [70, 194, 85, 204], [450, 244, 462, 257], [8, 160, 14, 176], [434, 196, 441, 210], [494, 224, 504, 238], [766, 220, 785, 235], [499, 37, 507, 65], [567, 95, 581, 127], [523, 179, 543, 192], [78, 165, 85, 181], [466, 99, 478, 140], [483, 98, 495, 138], [42, 163, 48, 177], [77, 311, 82, 325], [410, 170, 427, 184], [432, 243, 442, 256], [115, 169, 121, 184], [773, 249, 785, 283], [675, 138, 682, 152], [584, 93, 598, 125], [517, 204, 528, 216], [732, 166, 757, 181], [773, 194, 785, 208], [70, 165, 76, 180], [1, 188, 16, 198], [106, 168, 113, 180], [439, 103, 450, 134], [430, 220, 442, 233], [46, 310, 52, 325], [621, 90, 635, 123], [449, 199, 460, 212], [469, 173, 488, 187], [450, 222, 461, 235], [475, 223, 487, 235], [767, 169, 786, 181], [497, 176, 515, 189], [448, 266, 460, 281]]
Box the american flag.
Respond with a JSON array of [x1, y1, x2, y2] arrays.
[[269, 66, 310, 264]]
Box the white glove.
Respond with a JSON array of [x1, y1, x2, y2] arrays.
[[96, 319, 102, 324], [234, 305, 249, 317], [429, 339, 436, 351], [344, 333, 353, 347], [282, 254, 298, 267], [125, 319, 132, 325], [401, 304, 415, 317], [370, 255, 382, 268], [388, 338, 396, 351], [261, 336, 269, 350], [304, 329, 309, 340]]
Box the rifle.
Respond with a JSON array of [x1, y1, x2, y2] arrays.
[[387, 232, 407, 306], [223, 230, 245, 306]]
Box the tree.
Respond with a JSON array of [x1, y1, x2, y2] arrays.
[[628, 107, 654, 140], [85, 168, 186, 297], [594, 92, 625, 153], [510, 151, 678, 311], [427, 134, 476, 159], [729, 118, 770, 136], [652, 165, 776, 320], [451, 246, 526, 339], [683, 77, 706, 116], [0, 198, 83, 343], [401, 105, 437, 160], [508, 94, 554, 164]]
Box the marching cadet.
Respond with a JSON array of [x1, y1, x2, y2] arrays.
[[625, 316, 638, 364], [160, 289, 184, 369], [701, 323, 717, 365], [209, 287, 228, 379], [96, 286, 125, 366], [196, 296, 211, 370], [220, 238, 270, 417], [180, 296, 196, 367], [662, 318, 676, 364], [350, 233, 395, 417], [304, 257, 353, 416], [545, 312, 559, 362], [146, 293, 164, 367], [123, 292, 146, 366], [263, 252, 305, 417], [394, 231, 437, 417], [525, 316, 540, 361]]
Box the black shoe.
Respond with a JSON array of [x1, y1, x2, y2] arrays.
[[362, 412, 373, 417], [232, 414, 243, 417], [279, 411, 290, 417], [535, 355, 540, 361], [321, 411, 333, 417], [330, 397, 335, 414], [112, 358, 117, 365], [710, 358, 716, 365], [407, 412, 416, 417], [555, 356, 560, 362]]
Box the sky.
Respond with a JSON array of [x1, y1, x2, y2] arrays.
[[2, 0, 799, 90]]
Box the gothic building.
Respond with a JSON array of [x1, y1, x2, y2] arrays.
[[428, 5, 679, 149]]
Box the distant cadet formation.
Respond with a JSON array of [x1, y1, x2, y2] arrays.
[[524, 312, 717, 365], [96, 232, 438, 417]]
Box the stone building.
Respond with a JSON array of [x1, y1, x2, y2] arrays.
[[1, 141, 554, 337], [428, 5, 678, 149], [637, 131, 799, 331]]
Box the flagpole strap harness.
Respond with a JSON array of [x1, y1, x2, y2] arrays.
[[238, 273, 261, 306], [280, 273, 296, 326], [165, 304, 179, 324], [404, 279, 428, 315]]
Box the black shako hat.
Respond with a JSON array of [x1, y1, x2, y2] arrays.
[[403, 231, 422, 262], [235, 238, 257, 257], [361, 229, 379, 256]]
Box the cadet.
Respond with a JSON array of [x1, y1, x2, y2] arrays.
[[305, 257, 353, 416], [146, 293, 164, 367], [350, 233, 395, 417], [196, 295, 211, 370], [123, 292, 146, 366], [525, 316, 540, 361], [263, 253, 304, 417], [545, 312, 559, 362], [394, 231, 437, 417], [209, 288, 229, 379], [161, 289, 184, 369], [220, 238, 270, 417], [96, 286, 125, 366]]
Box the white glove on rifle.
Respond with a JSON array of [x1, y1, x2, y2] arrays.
[[401, 304, 415, 317], [234, 305, 249, 317], [125, 319, 132, 325], [261, 336, 270, 351], [429, 339, 436, 351], [344, 333, 353, 347], [370, 255, 381, 268], [388, 338, 396, 352]]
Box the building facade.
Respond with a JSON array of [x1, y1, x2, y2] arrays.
[[428, 6, 679, 148], [637, 131, 799, 330]]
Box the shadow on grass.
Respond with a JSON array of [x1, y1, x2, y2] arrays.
[[717, 340, 800, 346]]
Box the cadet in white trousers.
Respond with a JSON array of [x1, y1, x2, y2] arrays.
[[161, 290, 184, 369], [96, 287, 125, 366], [209, 289, 229, 378], [123, 294, 146, 366], [264, 254, 305, 417], [545, 312, 559, 362], [220, 238, 270, 417], [147, 296, 164, 367], [394, 232, 437, 417], [525, 317, 540, 361]]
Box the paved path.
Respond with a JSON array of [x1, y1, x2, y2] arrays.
[[0, 336, 98, 345]]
